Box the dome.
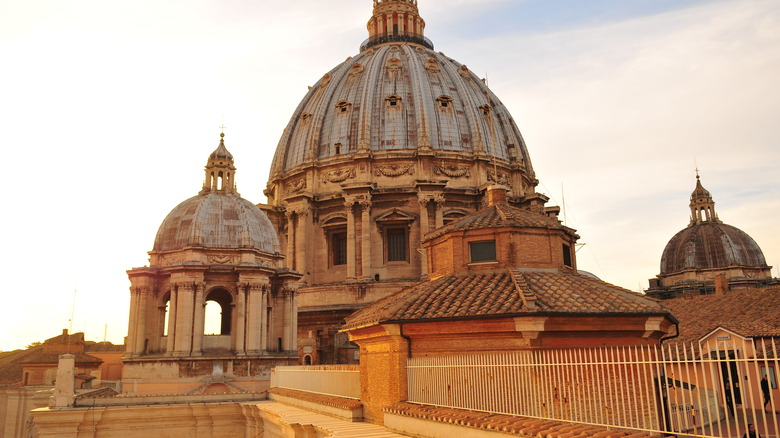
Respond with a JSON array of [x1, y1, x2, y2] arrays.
[[153, 192, 280, 253], [153, 133, 280, 254], [660, 221, 767, 275], [269, 16, 533, 179]]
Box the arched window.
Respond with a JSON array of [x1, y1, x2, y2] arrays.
[[204, 289, 233, 335], [161, 292, 171, 336]]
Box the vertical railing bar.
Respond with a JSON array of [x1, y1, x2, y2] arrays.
[[672, 342, 684, 433], [657, 343, 670, 435], [689, 341, 707, 436], [719, 340, 733, 435], [570, 348, 582, 423], [748, 337, 767, 438], [770, 339, 779, 437], [616, 345, 626, 428], [628, 345, 640, 429], [608, 346, 619, 428], [581, 348, 592, 424], [738, 337, 751, 437], [640, 344, 655, 431], [542, 349, 552, 420], [588, 348, 606, 424], [554, 348, 563, 420], [705, 339, 724, 438], [682, 342, 696, 434], [621, 346, 633, 428], [522, 350, 532, 417]]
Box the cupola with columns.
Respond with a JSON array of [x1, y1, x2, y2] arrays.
[[123, 132, 302, 395]]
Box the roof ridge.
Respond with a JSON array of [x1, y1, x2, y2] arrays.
[[509, 268, 538, 311]]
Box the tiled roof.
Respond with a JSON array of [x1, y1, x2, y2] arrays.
[[662, 287, 780, 345], [424, 203, 574, 241], [343, 268, 670, 330], [386, 402, 664, 437], [22, 352, 103, 365], [269, 387, 363, 411], [0, 347, 40, 385], [85, 342, 125, 353]]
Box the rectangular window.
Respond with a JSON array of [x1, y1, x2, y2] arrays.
[[562, 243, 572, 267], [332, 231, 347, 266], [469, 240, 496, 263], [386, 228, 407, 262]]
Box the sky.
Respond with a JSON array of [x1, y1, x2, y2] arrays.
[[1, 0, 778, 351]]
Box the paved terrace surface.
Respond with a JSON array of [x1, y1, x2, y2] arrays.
[[256, 401, 409, 437]]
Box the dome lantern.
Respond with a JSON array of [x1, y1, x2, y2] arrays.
[[364, 0, 431, 51], [689, 171, 718, 225], [200, 132, 237, 195]]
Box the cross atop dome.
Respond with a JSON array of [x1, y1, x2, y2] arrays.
[[689, 172, 718, 224], [363, 0, 432, 51]]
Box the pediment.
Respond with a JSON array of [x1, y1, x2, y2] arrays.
[[376, 208, 415, 223]]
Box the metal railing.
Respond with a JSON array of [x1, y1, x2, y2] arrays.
[[407, 339, 780, 437], [360, 34, 434, 52], [271, 365, 360, 399]]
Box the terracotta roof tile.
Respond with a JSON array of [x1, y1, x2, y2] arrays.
[[662, 286, 780, 346], [385, 402, 664, 437], [22, 352, 103, 365], [424, 203, 574, 241], [269, 387, 362, 410], [344, 268, 670, 330]]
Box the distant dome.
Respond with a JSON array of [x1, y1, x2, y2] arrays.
[[153, 192, 279, 253], [270, 41, 533, 178], [153, 133, 280, 254], [660, 222, 767, 275]]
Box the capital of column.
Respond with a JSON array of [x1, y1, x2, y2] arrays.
[[131, 286, 152, 295], [173, 282, 195, 293], [433, 194, 445, 206], [417, 194, 432, 206]]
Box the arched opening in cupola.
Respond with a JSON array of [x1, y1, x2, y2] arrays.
[[204, 288, 233, 335]]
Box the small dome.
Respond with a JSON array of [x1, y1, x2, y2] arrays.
[[153, 192, 280, 253], [660, 222, 767, 275], [153, 133, 279, 254]]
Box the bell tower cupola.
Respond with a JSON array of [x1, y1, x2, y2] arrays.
[[364, 0, 431, 50], [201, 131, 237, 195], [689, 171, 719, 224]]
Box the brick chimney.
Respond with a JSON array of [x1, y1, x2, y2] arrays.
[[486, 185, 508, 207], [714, 274, 728, 295]]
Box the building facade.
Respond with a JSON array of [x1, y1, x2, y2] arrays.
[[262, 0, 555, 364]]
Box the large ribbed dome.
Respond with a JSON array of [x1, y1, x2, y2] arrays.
[[660, 222, 767, 275], [153, 192, 279, 253], [270, 34, 533, 178]]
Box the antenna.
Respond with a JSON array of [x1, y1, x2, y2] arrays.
[[68, 288, 77, 333], [561, 183, 567, 226]]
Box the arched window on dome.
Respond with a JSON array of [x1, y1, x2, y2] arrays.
[[204, 288, 233, 335], [336, 100, 352, 114], [385, 94, 402, 109], [436, 95, 453, 109]]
